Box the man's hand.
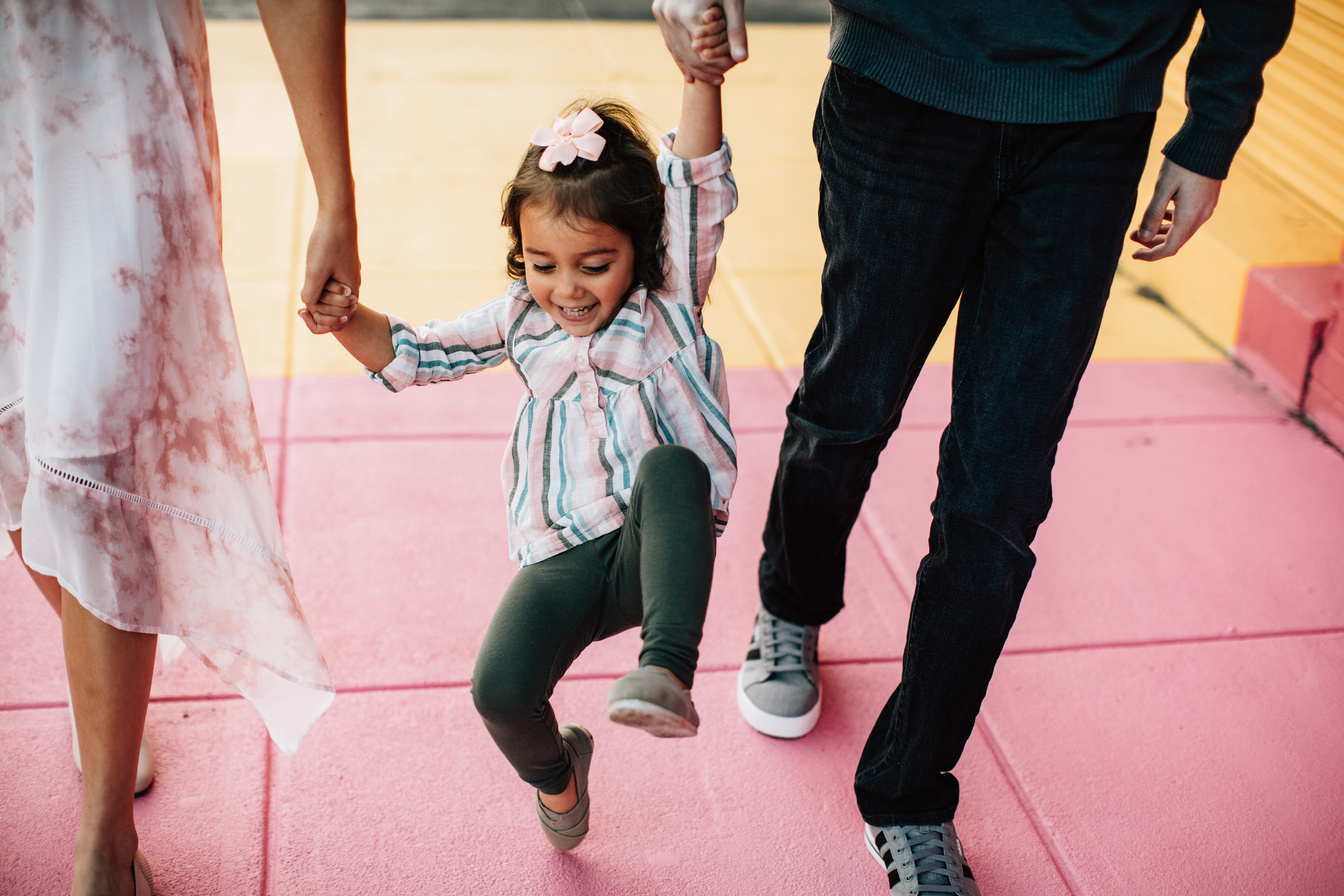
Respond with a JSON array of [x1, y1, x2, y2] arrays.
[[653, 0, 747, 85], [1129, 158, 1222, 261]]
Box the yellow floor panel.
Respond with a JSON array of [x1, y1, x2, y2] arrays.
[[230, 278, 297, 380], [1118, 101, 1342, 348], [209, 20, 1222, 379], [219, 161, 302, 278]]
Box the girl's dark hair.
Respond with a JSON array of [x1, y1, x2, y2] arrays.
[[502, 98, 666, 297]]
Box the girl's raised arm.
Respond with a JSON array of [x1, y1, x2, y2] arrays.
[[672, 79, 723, 160], [671, 5, 726, 159], [255, 0, 361, 308]]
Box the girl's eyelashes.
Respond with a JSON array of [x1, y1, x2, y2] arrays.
[[527, 262, 612, 275]]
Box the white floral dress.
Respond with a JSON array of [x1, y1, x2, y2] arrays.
[[0, 0, 332, 753]]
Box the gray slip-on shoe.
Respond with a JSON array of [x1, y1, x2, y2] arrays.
[[736, 604, 821, 738], [606, 666, 699, 737], [864, 820, 981, 896], [537, 724, 593, 850]]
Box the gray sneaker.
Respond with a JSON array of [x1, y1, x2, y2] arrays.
[[607, 667, 699, 737], [536, 724, 593, 850], [864, 821, 982, 896], [736, 604, 821, 738]]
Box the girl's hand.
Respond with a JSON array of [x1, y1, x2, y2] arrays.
[[298, 278, 357, 334], [692, 6, 731, 62]]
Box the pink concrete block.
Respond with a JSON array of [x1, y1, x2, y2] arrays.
[[780, 364, 954, 429], [1071, 360, 1284, 422], [861, 418, 1344, 651], [0, 707, 82, 894], [0, 556, 66, 706], [1020, 419, 1344, 647], [1304, 330, 1344, 447], [0, 698, 269, 896], [570, 432, 911, 679], [721, 367, 795, 432], [856, 428, 944, 600], [981, 634, 1344, 895], [0, 555, 246, 705], [287, 373, 524, 439], [1235, 264, 1339, 407], [282, 430, 910, 692], [1303, 367, 1344, 447], [282, 436, 517, 689], [783, 360, 1282, 435], [267, 664, 1068, 896]]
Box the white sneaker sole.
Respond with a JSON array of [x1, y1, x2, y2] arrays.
[[863, 823, 885, 866], [735, 666, 822, 739], [607, 698, 698, 737]]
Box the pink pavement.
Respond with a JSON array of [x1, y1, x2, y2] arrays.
[[2, 360, 1343, 895]]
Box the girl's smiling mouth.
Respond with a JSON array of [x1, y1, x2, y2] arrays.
[[558, 304, 597, 320]]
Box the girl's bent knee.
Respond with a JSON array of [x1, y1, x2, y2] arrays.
[[471, 674, 543, 725], [638, 444, 709, 489]]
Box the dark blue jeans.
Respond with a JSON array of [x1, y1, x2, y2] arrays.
[[758, 64, 1155, 826]]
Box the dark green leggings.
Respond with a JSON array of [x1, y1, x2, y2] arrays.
[[471, 445, 717, 794]]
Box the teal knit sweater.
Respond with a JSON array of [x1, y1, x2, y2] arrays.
[[828, 0, 1295, 178]]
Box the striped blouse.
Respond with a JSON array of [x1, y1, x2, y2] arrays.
[[371, 134, 738, 567]]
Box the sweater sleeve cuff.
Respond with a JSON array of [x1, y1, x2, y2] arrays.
[[366, 313, 418, 392], [657, 132, 732, 187], [1161, 111, 1251, 181]]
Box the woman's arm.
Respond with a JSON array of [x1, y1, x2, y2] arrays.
[[255, 0, 361, 309]]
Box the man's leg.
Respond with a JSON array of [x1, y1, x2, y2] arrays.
[[743, 65, 1000, 736], [854, 111, 1157, 826]]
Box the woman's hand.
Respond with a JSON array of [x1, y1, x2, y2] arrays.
[[299, 206, 361, 332], [298, 277, 358, 335]]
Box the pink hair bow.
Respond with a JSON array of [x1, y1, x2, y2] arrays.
[[530, 108, 606, 172]]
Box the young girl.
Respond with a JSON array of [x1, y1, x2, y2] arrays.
[[300, 19, 737, 852]]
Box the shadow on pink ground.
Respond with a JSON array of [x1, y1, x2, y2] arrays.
[[2, 360, 1342, 895]]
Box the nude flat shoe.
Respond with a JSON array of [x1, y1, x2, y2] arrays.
[[133, 850, 154, 895], [70, 704, 156, 795]]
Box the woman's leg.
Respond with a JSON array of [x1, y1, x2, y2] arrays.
[[62, 589, 156, 896], [8, 529, 63, 613], [9, 529, 155, 800]]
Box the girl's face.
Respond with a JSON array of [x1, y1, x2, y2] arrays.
[[520, 203, 635, 337]]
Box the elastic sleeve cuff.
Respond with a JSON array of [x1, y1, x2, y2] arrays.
[[1160, 111, 1251, 180], [712, 507, 729, 537], [657, 132, 732, 187], [365, 313, 418, 392]]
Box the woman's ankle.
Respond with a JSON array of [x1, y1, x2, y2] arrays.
[[71, 823, 139, 896]]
